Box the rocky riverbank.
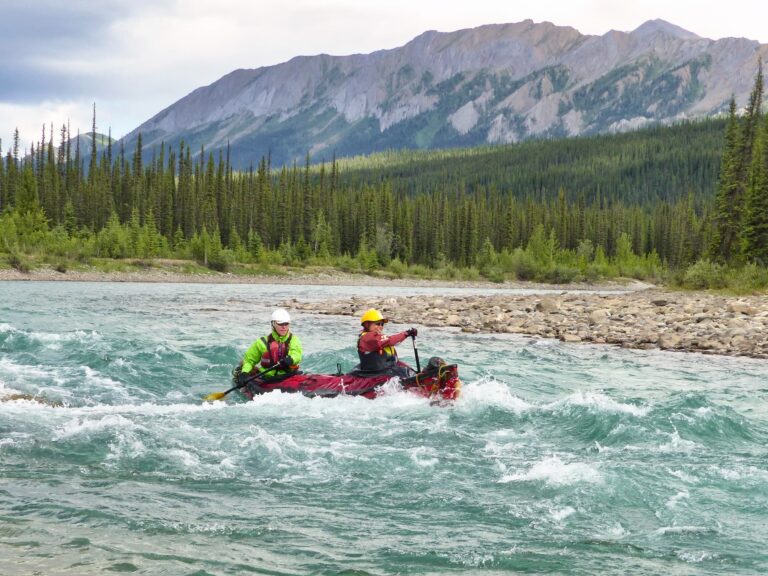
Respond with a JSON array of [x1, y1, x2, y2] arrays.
[[284, 290, 768, 359], [4, 266, 766, 359]]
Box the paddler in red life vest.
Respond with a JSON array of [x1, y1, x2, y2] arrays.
[[356, 308, 417, 378], [240, 308, 302, 382]]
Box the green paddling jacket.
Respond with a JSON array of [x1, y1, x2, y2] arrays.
[[241, 330, 303, 376]]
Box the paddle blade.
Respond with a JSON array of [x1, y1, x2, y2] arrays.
[[203, 391, 227, 402]]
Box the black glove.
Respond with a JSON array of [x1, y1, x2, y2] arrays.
[[406, 328, 418, 338], [276, 356, 293, 370]]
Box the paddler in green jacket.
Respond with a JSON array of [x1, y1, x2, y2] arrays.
[[239, 308, 303, 383]]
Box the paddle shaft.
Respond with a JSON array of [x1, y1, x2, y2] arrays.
[[221, 363, 282, 398], [411, 335, 421, 372]]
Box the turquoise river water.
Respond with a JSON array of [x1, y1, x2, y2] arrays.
[[1, 281, 767, 575]]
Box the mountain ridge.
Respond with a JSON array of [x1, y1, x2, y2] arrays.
[[122, 18, 767, 168]]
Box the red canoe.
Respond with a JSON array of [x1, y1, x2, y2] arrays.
[[237, 359, 462, 402]]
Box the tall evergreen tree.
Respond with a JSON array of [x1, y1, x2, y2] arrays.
[[711, 98, 746, 261], [741, 116, 768, 262]]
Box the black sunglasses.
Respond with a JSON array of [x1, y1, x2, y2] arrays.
[[275, 322, 290, 327], [372, 321, 385, 326]]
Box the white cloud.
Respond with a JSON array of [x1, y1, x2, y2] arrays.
[[2, 0, 767, 151], [0, 101, 92, 155]]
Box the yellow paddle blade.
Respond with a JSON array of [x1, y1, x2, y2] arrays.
[[203, 391, 227, 402]]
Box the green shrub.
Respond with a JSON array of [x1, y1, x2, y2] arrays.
[[459, 266, 481, 281], [8, 251, 30, 273], [727, 263, 768, 293], [438, 264, 460, 280], [481, 267, 506, 283], [509, 249, 538, 281], [543, 265, 579, 284], [387, 257, 406, 278], [681, 259, 727, 289]]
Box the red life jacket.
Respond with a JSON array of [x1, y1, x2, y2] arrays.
[[260, 334, 293, 368], [357, 331, 397, 373]]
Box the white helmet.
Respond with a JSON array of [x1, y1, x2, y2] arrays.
[[271, 308, 291, 323]]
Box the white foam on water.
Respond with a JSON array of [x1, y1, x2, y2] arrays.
[[483, 439, 518, 460], [601, 522, 630, 539], [366, 377, 402, 396], [657, 430, 698, 454], [54, 413, 142, 440], [667, 468, 698, 484], [0, 380, 22, 397], [22, 329, 102, 350], [678, 550, 718, 563], [159, 521, 231, 535], [546, 390, 650, 417], [238, 425, 299, 455], [165, 447, 201, 469], [712, 463, 768, 484], [486, 428, 519, 440], [0, 358, 76, 406], [550, 506, 576, 522], [0, 437, 17, 449], [71, 329, 103, 344], [75, 401, 226, 416], [665, 489, 690, 509], [111, 358, 138, 374], [81, 366, 126, 392], [0, 323, 17, 334], [655, 525, 716, 536], [0, 357, 50, 380], [164, 390, 186, 401], [714, 465, 742, 481], [672, 411, 697, 425], [302, 441, 359, 465], [218, 456, 239, 471], [105, 431, 148, 464], [584, 522, 633, 547], [2, 402, 218, 436], [457, 376, 532, 414], [409, 445, 439, 467], [499, 455, 603, 486], [446, 550, 495, 568]]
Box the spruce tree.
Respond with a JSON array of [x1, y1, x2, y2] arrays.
[[710, 99, 742, 261], [741, 117, 768, 262]]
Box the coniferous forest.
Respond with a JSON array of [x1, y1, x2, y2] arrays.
[[1, 68, 767, 290]]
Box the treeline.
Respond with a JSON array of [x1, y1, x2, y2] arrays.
[[0, 67, 766, 289], [710, 65, 768, 265], [335, 118, 725, 207]]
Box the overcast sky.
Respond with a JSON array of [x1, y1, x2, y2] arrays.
[[1, 0, 766, 153]]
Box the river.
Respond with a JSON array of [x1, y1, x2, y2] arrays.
[[1, 281, 767, 575]]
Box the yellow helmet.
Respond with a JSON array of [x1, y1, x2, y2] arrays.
[[360, 308, 387, 325]]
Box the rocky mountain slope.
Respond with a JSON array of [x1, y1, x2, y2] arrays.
[[123, 19, 768, 168]]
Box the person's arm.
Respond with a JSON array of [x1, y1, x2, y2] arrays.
[[287, 334, 302, 365], [242, 337, 267, 374], [380, 331, 409, 348]]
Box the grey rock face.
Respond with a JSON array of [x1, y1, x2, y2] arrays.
[[123, 19, 768, 167]]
